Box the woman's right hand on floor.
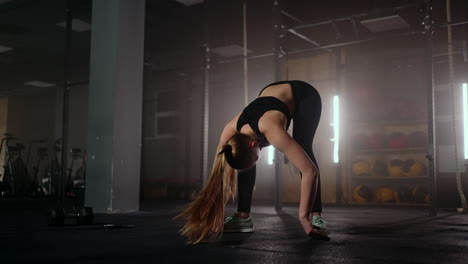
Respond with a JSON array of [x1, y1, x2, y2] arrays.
[[299, 216, 314, 235], [300, 216, 330, 240]]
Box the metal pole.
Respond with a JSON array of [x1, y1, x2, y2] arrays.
[[201, 1, 210, 184], [184, 73, 192, 200], [423, 0, 437, 216], [273, 0, 282, 211], [242, 0, 248, 106], [201, 48, 210, 184], [60, 0, 72, 206]]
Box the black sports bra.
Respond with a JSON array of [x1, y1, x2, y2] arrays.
[[236, 96, 292, 148]]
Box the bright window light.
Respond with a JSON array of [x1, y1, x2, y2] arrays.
[[267, 145, 275, 165], [331, 95, 340, 163], [463, 83, 468, 159]]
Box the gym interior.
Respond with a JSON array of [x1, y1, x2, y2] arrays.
[[1, 0, 468, 263]]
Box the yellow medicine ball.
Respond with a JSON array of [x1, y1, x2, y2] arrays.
[[352, 161, 371, 176], [375, 187, 394, 203], [388, 159, 406, 177], [406, 160, 427, 177]]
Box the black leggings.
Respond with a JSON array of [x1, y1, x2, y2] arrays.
[[237, 81, 322, 214]]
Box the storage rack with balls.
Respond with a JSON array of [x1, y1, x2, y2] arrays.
[[345, 39, 433, 206], [349, 119, 431, 206]]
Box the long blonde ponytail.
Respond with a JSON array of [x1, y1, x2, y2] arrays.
[[175, 146, 237, 244]]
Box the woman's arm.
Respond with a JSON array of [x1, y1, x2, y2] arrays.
[[264, 124, 319, 235]]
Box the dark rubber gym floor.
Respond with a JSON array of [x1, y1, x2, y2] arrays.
[[2, 199, 468, 264]]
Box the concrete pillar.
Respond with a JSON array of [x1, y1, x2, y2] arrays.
[[85, 0, 145, 212]]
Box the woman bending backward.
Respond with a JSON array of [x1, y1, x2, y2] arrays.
[[176, 80, 328, 243]]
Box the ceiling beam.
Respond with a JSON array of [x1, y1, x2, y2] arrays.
[[284, 3, 417, 32]]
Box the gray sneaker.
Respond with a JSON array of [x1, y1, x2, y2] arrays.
[[224, 214, 254, 233], [312, 215, 330, 235]]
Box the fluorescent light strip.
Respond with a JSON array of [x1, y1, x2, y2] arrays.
[[463, 83, 468, 159], [268, 146, 274, 165], [333, 95, 340, 163]]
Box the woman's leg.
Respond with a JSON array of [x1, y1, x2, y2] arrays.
[[223, 165, 255, 233], [237, 165, 256, 214], [292, 86, 322, 213]]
